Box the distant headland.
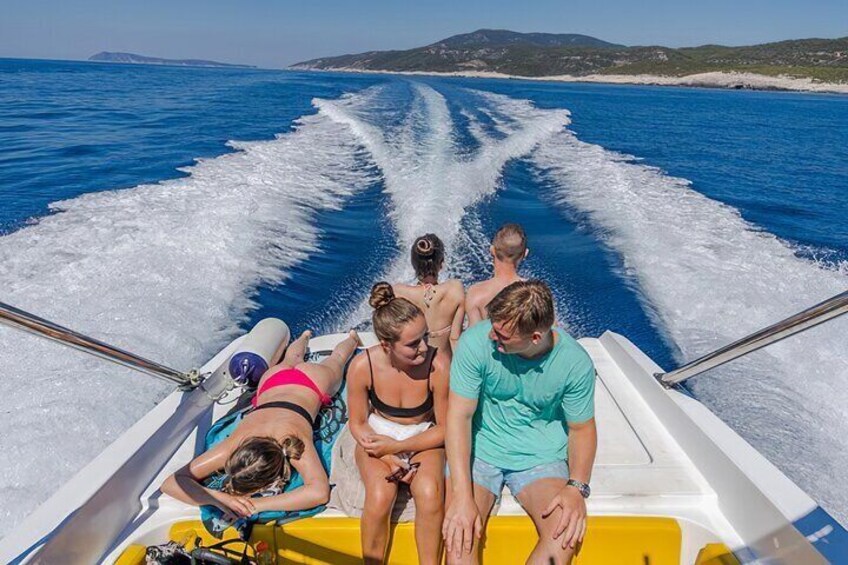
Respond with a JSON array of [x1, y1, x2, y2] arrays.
[[89, 52, 255, 69], [291, 29, 848, 94]]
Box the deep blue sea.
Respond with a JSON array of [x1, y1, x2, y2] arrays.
[[1, 58, 846, 534]]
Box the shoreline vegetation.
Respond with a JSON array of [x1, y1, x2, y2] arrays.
[[308, 67, 848, 94], [89, 51, 255, 69], [292, 29, 848, 95]]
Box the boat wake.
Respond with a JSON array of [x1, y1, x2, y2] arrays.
[[314, 84, 571, 327], [531, 129, 848, 526], [0, 102, 378, 534]]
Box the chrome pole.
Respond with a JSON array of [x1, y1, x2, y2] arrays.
[[658, 290, 848, 387], [0, 300, 196, 387]]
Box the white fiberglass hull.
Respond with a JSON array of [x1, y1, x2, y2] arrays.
[[1, 326, 845, 564]]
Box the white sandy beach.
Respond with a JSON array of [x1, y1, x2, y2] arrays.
[[300, 67, 848, 95], [531, 71, 848, 94]]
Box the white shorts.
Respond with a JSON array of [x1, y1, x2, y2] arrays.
[[368, 412, 432, 463]]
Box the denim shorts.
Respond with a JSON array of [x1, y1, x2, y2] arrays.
[[449, 458, 569, 500]]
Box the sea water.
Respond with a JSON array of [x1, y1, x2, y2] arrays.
[[0, 58, 846, 536]]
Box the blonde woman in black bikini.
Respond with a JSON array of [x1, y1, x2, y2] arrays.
[[393, 233, 465, 357], [161, 329, 359, 521], [347, 282, 451, 565]]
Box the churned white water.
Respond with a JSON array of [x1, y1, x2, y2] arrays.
[[532, 128, 848, 525], [316, 85, 570, 326], [0, 99, 379, 535]]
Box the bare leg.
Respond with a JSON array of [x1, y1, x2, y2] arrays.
[[281, 329, 313, 368], [320, 330, 361, 373], [445, 480, 497, 565], [356, 444, 399, 564], [409, 449, 445, 565], [515, 478, 577, 565], [300, 330, 360, 396]]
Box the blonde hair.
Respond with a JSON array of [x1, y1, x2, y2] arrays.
[[492, 223, 527, 264], [369, 281, 423, 343], [223, 435, 304, 495], [488, 279, 555, 335]]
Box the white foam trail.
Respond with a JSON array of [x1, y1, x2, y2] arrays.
[[459, 109, 493, 147], [315, 85, 571, 326], [533, 129, 848, 525], [479, 108, 514, 135], [0, 97, 378, 535]]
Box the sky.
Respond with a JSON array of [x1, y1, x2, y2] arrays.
[[1, 0, 846, 69]]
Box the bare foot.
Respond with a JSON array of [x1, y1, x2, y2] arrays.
[[348, 329, 362, 346]]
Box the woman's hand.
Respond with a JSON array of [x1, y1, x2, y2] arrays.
[[380, 454, 407, 475], [361, 433, 400, 458], [381, 454, 418, 484], [216, 492, 256, 520]]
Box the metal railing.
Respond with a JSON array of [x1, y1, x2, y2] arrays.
[[657, 290, 848, 387], [4, 285, 845, 391], [0, 300, 197, 387]]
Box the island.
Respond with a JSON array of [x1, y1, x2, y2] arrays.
[[89, 52, 255, 69], [291, 29, 848, 94]]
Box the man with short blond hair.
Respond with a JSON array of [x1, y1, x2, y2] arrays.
[[465, 223, 528, 326], [444, 280, 597, 565]]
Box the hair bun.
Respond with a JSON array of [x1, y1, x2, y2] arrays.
[[369, 281, 395, 309], [280, 436, 304, 461], [415, 237, 435, 258]]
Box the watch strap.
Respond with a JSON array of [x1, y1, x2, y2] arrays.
[[566, 478, 591, 498]]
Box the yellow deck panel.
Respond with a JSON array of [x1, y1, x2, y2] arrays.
[[271, 516, 681, 564], [694, 543, 741, 565], [133, 515, 684, 564]]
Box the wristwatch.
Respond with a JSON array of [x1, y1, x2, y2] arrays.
[[566, 479, 591, 499]]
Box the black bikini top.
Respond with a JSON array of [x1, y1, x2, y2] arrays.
[[366, 348, 435, 418]]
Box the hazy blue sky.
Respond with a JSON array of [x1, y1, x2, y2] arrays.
[[1, 0, 846, 68]]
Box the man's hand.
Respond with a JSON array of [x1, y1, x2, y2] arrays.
[[442, 493, 483, 559], [542, 485, 587, 549], [361, 434, 400, 458]]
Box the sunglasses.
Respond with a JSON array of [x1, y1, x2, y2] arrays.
[[385, 462, 421, 483]]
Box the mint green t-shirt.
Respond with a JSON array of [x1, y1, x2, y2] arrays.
[[450, 320, 596, 471]]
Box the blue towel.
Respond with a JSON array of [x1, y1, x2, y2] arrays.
[[200, 384, 347, 538]]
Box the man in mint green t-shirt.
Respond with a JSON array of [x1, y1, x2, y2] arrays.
[[442, 280, 597, 565]]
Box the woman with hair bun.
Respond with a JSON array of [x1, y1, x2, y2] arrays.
[[392, 233, 465, 357], [161, 328, 360, 521], [347, 281, 450, 564]]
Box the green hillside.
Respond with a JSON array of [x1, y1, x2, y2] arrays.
[[292, 30, 848, 83]]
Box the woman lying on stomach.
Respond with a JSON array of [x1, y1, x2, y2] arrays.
[[347, 282, 450, 565], [161, 329, 360, 521]]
